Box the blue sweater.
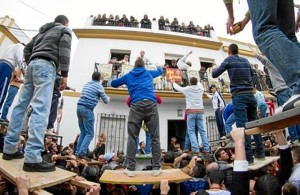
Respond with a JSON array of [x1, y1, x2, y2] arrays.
[[77, 80, 108, 110], [223, 102, 234, 122], [111, 67, 163, 104], [212, 55, 253, 94]]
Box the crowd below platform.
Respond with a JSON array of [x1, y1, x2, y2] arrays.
[[0, 128, 299, 194], [91, 13, 215, 38]]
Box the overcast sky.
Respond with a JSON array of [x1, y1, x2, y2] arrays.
[[2, 0, 300, 47]]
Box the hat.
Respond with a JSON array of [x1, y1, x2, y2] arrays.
[[104, 152, 115, 161], [135, 57, 145, 67]]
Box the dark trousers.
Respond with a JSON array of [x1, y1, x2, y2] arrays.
[[215, 108, 226, 137], [127, 100, 161, 171], [47, 95, 59, 129]]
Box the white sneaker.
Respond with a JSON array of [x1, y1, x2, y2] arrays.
[[152, 169, 162, 177], [220, 136, 226, 140], [275, 95, 300, 114], [290, 140, 300, 146], [124, 169, 135, 177], [45, 129, 55, 135]]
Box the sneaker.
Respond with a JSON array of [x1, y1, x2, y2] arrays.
[[0, 119, 9, 123], [45, 129, 55, 135], [225, 133, 232, 139], [124, 168, 136, 177], [23, 161, 56, 172], [254, 154, 265, 161], [275, 95, 300, 114], [290, 140, 300, 146], [152, 169, 162, 177], [2, 151, 24, 160], [220, 136, 226, 140]]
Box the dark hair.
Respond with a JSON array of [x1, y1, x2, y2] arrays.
[[134, 57, 145, 67], [282, 182, 297, 195], [215, 149, 225, 161], [209, 84, 217, 91], [209, 170, 225, 185], [193, 164, 206, 178], [190, 77, 198, 85], [254, 174, 281, 195], [92, 72, 101, 81], [163, 151, 175, 163], [228, 43, 239, 55], [54, 15, 69, 24]]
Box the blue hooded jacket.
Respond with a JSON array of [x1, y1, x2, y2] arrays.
[[111, 67, 163, 104]]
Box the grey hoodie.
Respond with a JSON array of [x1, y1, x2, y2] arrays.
[[24, 22, 72, 77]]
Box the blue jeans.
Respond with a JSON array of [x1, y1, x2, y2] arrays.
[[232, 93, 265, 162], [258, 103, 268, 118], [184, 120, 200, 150], [135, 131, 152, 154], [248, 0, 300, 95], [0, 61, 13, 111], [215, 108, 226, 137], [1, 85, 19, 120], [225, 113, 236, 134], [277, 88, 300, 141], [75, 105, 95, 156], [4, 59, 55, 163], [186, 113, 210, 152]]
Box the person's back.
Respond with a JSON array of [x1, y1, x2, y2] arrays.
[[2, 15, 72, 173], [111, 58, 162, 104]]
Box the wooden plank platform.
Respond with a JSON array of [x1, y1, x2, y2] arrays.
[[245, 107, 300, 135], [0, 154, 77, 192], [100, 169, 191, 185], [227, 156, 280, 170], [248, 156, 280, 171]]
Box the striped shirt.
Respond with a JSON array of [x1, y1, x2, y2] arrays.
[[77, 80, 108, 110], [212, 55, 253, 94]]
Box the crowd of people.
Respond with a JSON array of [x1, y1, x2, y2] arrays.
[[92, 13, 215, 38]]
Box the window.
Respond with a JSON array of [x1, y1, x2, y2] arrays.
[[110, 49, 131, 62], [96, 113, 127, 153]]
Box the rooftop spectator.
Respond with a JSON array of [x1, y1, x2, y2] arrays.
[[108, 14, 114, 26], [158, 16, 166, 30], [188, 21, 197, 34], [140, 14, 151, 29], [171, 18, 179, 31], [130, 16, 139, 27], [164, 18, 170, 31], [120, 14, 129, 27], [100, 14, 107, 25]]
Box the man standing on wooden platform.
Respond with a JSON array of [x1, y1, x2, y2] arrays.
[[75, 72, 109, 160], [224, 0, 300, 113], [111, 57, 163, 177], [171, 77, 210, 155], [2, 15, 72, 172], [212, 44, 265, 164]]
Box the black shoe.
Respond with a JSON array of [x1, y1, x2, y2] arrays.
[[23, 161, 56, 172], [2, 151, 24, 160]]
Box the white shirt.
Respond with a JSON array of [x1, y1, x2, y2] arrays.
[[172, 82, 204, 109], [1, 43, 25, 70], [207, 92, 226, 110]]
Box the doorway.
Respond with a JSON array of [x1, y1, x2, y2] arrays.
[[167, 120, 186, 151]]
